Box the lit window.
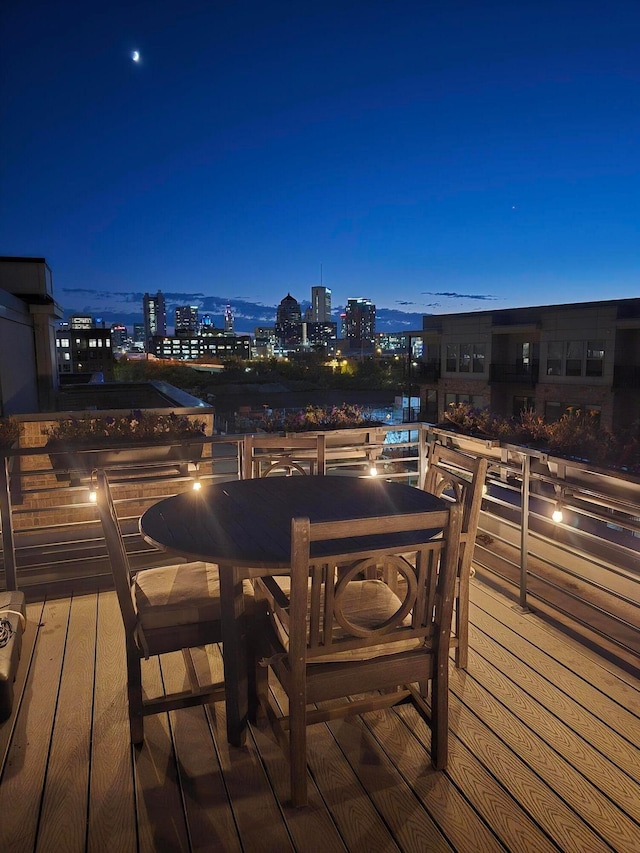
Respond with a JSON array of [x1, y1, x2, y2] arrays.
[[89, 339, 97, 348], [459, 343, 471, 373], [586, 341, 604, 377]]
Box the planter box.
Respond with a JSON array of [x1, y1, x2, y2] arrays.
[[47, 439, 205, 484], [286, 427, 385, 464]]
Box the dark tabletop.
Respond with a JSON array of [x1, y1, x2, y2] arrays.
[[141, 476, 446, 570]]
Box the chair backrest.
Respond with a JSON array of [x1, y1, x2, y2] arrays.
[[95, 469, 138, 637], [424, 444, 487, 545], [284, 503, 462, 665], [243, 434, 326, 479]]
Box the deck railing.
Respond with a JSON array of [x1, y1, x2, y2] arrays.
[[1, 423, 639, 672]]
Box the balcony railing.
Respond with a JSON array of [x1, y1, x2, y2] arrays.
[[489, 361, 540, 384], [1, 423, 639, 675], [613, 364, 640, 388]]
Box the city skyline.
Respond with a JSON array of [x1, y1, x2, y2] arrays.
[[2, 1, 639, 332]]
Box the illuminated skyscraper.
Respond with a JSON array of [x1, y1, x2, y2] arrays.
[[224, 303, 234, 334], [275, 293, 302, 349], [311, 286, 331, 323], [175, 305, 199, 335], [343, 297, 376, 352], [143, 291, 166, 347]]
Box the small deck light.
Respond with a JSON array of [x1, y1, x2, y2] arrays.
[[552, 502, 563, 524]]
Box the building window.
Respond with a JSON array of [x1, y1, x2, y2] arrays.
[[446, 344, 457, 372], [547, 342, 563, 375], [513, 396, 535, 416], [472, 343, 486, 373], [446, 342, 485, 373], [546, 340, 605, 377], [445, 393, 485, 409], [586, 341, 604, 377], [565, 341, 583, 377], [459, 343, 471, 373], [545, 401, 601, 426]]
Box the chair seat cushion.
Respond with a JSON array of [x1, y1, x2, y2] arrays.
[[134, 562, 254, 630], [270, 577, 422, 663]]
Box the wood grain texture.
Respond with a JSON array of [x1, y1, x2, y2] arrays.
[[2, 582, 639, 853], [0, 598, 71, 852]]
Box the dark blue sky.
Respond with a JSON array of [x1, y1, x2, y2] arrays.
[[2, 1, 639, 333]]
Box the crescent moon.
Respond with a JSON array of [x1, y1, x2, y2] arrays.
[[132, 51, 140, 62]]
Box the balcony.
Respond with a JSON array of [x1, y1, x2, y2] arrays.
[[489, 361, 540, 385], [1, 425, 639, 850], [613, 364, 640, 388]]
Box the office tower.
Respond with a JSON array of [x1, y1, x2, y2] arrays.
[[143, 291, 166, 346], [224, 303, 234, 334], [133, 323, 146, 348], [175, 305, 199, 335], [343, 297, 376, 352], [275, 293, 303, 349], [111, 324, 128, 351], [311, 286, 331, 323]]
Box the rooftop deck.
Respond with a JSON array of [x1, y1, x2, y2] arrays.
[[2, 578, 639, 853]]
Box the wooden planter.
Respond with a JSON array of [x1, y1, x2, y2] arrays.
[[47, 439, 205, 484]]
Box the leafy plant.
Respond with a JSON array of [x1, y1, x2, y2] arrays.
[[43, 411, 206, 444], [0, 416, 20, 447], [245, 403, 382, 434], [442, 403, 640, 473]]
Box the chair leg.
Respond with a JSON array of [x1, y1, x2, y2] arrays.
[[289, 697, 309, 807], [127, 646, 144, 745], [455, 567, 470, 670], [430, 660, 449, 770]]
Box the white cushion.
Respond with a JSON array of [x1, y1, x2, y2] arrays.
[[134, 561, 253, 631]]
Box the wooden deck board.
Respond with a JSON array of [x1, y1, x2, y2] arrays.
[[88, 590, 137, 853], [1, 581, 639, 853], [37, 594, 96, 853]]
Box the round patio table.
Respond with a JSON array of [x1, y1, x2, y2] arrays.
[[140, 475, 446, 745]]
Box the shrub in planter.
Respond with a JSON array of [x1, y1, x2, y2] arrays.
[[0, 416, 20, 448], [43, 410, 208, 482], [442, 403, 640, 474]]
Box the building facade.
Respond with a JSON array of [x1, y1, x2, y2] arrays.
[[0, 257, 62, 414], [275, 293, 303, 350], [418, 298, 640, 431], [149, 333, 251, 361], [311, 286, 331, 323], [143, 291, 166, 347], [343, 297, 376, 354], [174, 305, 199, 335]]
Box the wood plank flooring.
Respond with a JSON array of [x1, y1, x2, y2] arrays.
[[1, 579, 639, 853]]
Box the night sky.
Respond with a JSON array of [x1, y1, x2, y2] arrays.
[[2, 1, 639, 333]]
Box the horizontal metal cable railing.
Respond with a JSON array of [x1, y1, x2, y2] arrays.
[[1, 423, 639, 671]]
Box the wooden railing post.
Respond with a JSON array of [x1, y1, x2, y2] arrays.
[[518, 453, 530, 612], [0, 454, 18, 590]]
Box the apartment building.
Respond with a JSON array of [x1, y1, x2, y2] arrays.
[[419, 298, 640, 432]]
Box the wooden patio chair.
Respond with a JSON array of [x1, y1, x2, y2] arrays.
[[254, 502, 463, 807], [95, 469, 256, 745], [423, 444, 488, 669], [242, 433, 326, 479]]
